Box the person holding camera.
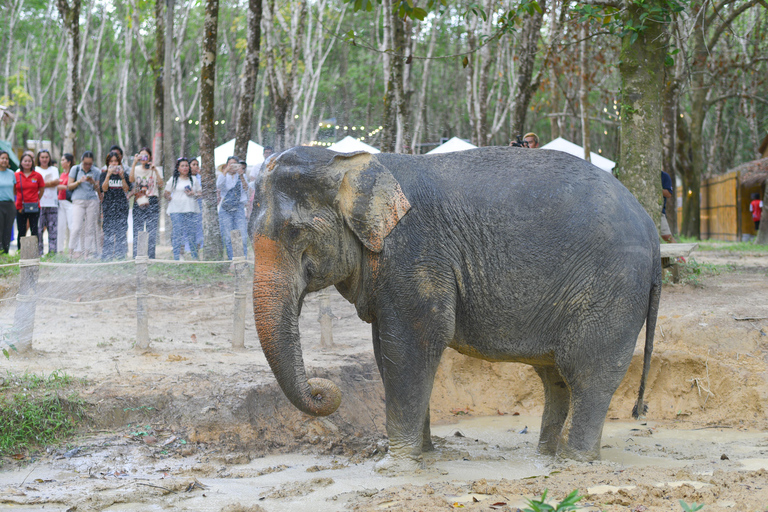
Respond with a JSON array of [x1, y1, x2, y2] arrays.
[[163, 157, 201, 260], [67, 151, 102, 259], [100, 150, 132, 260], [216, 156, 250, 260], [129, 147, 163, 258], [509, 133, 540, 148]]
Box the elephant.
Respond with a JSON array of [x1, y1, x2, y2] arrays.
[[250, 145, 661, 471]]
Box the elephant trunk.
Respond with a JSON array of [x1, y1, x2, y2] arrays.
[[253, 235, 341, 417]]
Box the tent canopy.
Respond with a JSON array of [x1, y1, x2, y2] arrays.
[[0, 140, 19, 171], [540, 137, 615, 173], [426, 137, 477, 155], [197, 138, 265, 168], [328, 136, 380, 154]]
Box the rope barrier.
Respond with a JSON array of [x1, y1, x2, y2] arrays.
[[0, 262, 19, 269], [40, 260, 129, 267], [19, 258, 40, 268], [145, 293, 232, 303], [3, 293, 234, 306], [34, 295, 136, 305], [148, 258, 253, 265]]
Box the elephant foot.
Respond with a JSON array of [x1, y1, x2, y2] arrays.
[[555, 442, 600, 462], [374, 453, 423, 474]]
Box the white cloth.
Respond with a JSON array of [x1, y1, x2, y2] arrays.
[[165, 176, 201, 214], [37, 166, 59, 207], [57, 200, 74, 252]]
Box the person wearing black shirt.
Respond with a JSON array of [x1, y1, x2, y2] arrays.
[[100, 151, 132, 260]]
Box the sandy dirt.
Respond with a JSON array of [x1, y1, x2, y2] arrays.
[[1, 249, 768, 511]]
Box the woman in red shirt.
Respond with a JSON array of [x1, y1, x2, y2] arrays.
[[14, 154, 45, 253]]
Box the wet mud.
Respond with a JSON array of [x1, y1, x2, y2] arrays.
[[1, 252, 768, 510]]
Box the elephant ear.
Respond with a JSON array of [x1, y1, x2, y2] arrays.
[[332, 152, 411, 253]]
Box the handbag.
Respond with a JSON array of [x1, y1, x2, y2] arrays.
[[220, 179, 242, 212], [19, 173, 40, 214]]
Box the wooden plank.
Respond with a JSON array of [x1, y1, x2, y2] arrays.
[[660, 243, 698, 258]]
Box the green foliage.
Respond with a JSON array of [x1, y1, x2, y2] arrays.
[[679, 500, 705, 512], [148, 261, 233, 284], [524, 489, 583, 512], [0, 371, 87, 455]]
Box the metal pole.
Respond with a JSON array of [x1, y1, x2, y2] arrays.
[[13, 236, 40, 353], [231, 230, 246, 350], [135, 231, 150, 350]]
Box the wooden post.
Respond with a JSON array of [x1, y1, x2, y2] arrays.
[[135, 231, 150, 351], [318, 288, 335, 349], [231, 230, 246, 350], [13, 236, 40, 353]]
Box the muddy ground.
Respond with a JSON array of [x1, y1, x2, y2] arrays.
[[1, 248, 767, 511]]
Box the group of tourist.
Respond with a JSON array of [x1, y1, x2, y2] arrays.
[[0, 144, 273, 261]]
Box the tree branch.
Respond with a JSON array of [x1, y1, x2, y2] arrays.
[[707, 0, 762, 50], [707, 93, 768, 107], [577, 0, 620, 8]]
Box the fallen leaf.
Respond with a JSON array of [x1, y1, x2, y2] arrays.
[[490, 503, 507, 510], [450, 407, 472, 416], [11, 453, 24, 460], [512, 412, 520, 416], [144, 436, 158, 445], [162, 436, 177, 446], [190, 334, 197, 343], [497, 409, 507, 415], [167, 354, 188, 362]]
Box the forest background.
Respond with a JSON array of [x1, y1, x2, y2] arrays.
[[0, 0, 766, 242]]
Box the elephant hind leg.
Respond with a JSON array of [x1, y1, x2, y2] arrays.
[[534, 366, 570, 456], [422, 406, 434, 451]]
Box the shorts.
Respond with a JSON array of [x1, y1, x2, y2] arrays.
[[660, 215, 672, 237]]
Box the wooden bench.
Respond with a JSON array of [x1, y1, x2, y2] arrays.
[[660, 242, 699, 283]]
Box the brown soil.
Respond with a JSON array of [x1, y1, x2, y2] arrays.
[[1, 250, 768, 511]]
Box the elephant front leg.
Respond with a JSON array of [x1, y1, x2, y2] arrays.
[[534, 366, 570, 455], [373, 324, 449, 473]]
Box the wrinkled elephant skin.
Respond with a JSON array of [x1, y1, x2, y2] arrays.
[[249, 146, 661, 472]]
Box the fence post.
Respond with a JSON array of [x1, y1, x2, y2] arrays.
[[318, 289, 335, 348], [13, 236, 40, 353], [231, 230, 246, 350], [135, 231, 150, 351]]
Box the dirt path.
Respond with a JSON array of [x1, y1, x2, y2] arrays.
[[1, 250, 767, 511]]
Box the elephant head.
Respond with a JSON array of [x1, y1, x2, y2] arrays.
[[250, 147, 411, 417]]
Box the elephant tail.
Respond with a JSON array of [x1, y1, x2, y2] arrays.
[[633, 258, 661, 419]]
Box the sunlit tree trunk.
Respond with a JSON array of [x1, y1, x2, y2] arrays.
[[56, 0, 81, 155], [618, 0, 666, 227], [234, 0, 263, 159], [200, 0, 223, 259], [153, 0, 165, 166], [579, 23, 591, 161]]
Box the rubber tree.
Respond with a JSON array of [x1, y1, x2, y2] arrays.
[[234, 0, 263, 160], [200, 0, 224, 259], [56, 0, 81, 156]]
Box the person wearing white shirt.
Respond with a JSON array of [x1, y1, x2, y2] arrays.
[[163, 158, 202, 260], [36, 149, 59, 255]]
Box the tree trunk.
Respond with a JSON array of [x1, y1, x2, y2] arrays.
[[508, 0, 546, 137], [163, 0, 174, 179], [578, 23, 590, 161], [661, 60, 681, 237], [617, 0, 666, 227], [153, 0, 165, 167], [56, 0, 82, 156], [200, 0, 223, 259], [234, 0, 263, 159]]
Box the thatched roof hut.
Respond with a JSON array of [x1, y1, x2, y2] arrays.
[[733, 157, 768, 188]]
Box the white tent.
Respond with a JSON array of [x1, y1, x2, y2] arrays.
[[196, 138, 265, 168], [540, 137, 615, 173], [426, 137, 477, 154], [328, 136, 380, 154]]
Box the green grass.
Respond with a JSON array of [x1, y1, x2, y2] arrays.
[[148, 260, 234, 283], [0, 252, 20, 277], [678, 236, 768, 252], [0, 371, 87, 456], [0, 392, 86, 455]]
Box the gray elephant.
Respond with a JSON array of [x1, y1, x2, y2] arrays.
[[250, 146, 660, 471]]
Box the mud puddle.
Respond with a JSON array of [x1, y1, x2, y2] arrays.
[[2, 416, 766, 511]]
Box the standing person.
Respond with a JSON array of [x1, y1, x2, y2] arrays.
[[163, 158, 201, 260], [36, 149, 59, 255], [56, 154, 75, 253], [129, 147, 163, 258], [660, 171, 676, 243], [14, 154, 44, 252], [750, 193, 763, 233], [0, 151, 17, 253], [189, 157, 204, 251], [100, 151, 131, 260], [67, 151, 102, 259], [217, 156, 249, 259]]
